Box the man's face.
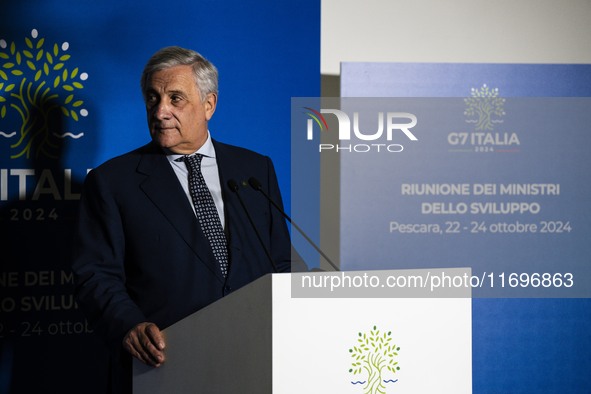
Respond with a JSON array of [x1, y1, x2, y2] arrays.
[[145, 65, 217, 154]]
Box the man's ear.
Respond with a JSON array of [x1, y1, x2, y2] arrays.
[[204, 93, 217, 121]]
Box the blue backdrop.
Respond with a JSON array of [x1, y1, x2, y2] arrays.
[[339, 62, 591, 393], [0, 1, 319, 392]]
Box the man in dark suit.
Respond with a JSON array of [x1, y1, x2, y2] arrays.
[[72, 46, 294, 392]]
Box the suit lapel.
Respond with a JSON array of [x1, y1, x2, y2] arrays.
[[214, 141, 246, 275], [136, 143, 225, 282]]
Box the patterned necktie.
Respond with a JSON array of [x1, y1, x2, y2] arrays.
[[180, 154, 229, 277]]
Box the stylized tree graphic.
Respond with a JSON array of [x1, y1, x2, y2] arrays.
[[349, 326, 400, 394], [464, 84, 505, 131], [0, 29, 88, 159]]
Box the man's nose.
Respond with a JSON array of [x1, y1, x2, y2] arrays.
[[155, 100, 172, 119]]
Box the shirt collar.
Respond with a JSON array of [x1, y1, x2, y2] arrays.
[[164, 131, 216, 161]]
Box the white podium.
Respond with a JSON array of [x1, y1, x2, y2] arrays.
[[133, 269, 472, 393]]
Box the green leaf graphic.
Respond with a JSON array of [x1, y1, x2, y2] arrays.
[[0, 28, 89, 159]]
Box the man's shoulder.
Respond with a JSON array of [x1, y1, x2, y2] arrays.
[[213, 140, 269, 162], [92, 142, 158, 173]]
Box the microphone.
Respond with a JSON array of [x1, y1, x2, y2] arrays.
[[227, 179, 278, 273], [248, 177, 339, 271]]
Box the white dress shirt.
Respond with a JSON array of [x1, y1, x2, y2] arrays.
[[165, 132, 225, 228]]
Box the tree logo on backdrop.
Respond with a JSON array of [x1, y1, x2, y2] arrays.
[[464, 84, 505, 131], [348, 325, 401, 393], [448, 84, 520, 153], [0, 29, 88, 160]]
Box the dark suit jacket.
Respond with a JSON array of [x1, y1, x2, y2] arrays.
[[72, 140, 292, 391]]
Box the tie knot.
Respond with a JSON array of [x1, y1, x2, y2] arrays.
[[178, 154, 203, 172]]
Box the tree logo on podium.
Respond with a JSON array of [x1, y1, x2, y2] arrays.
[[348, 325, 401, 393], [0, 28, 88, 160]]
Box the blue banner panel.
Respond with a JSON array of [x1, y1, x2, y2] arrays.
[[340, 63, 591, 392], [319, 97, 589, 298], [0, 1, 319, 393]]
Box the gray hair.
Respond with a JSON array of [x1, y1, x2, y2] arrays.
[[140, 46, 218, 101]]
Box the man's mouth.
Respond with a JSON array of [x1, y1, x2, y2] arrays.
[[155, 126, 175, 132]]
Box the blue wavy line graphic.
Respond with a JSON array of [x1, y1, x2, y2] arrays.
[[53, 132, 85, 139], [0, 131, 16, 138], [350, 381, 366, 385], [384, 379, 398, 384]]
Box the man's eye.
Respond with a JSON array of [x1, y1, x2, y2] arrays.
[[171, 95, 181, 103]]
